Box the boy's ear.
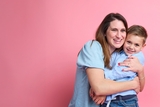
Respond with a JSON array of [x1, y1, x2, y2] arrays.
[[141, 44, 146, 50]]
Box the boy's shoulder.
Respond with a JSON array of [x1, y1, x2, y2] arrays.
[[133, 51, 144, 57], [133, 51, 145, 65]]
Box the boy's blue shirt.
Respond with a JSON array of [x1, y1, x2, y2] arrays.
[[104, 50, 145, 101]]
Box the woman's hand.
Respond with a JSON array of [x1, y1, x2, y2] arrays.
[[119, 55, 145, 92], [92, 95, 106, 105], [89, 88, 95, 98], [132, 77, 140, 94], [118, 55, 144, 73], [89, 88, 106, 105]]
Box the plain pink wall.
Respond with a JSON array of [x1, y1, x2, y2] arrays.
[[0, 0, 160, 107]]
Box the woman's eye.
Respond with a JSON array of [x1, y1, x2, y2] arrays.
[[111, 28, 117, 31], [121, 29, 126, 32]]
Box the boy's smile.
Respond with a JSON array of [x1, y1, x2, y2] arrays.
[[123, 34, 146, 55]]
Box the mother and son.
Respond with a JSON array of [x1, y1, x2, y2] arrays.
[[69, 13, 148, 107]]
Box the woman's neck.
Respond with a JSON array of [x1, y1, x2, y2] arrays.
[[109, 46, 115, 54]]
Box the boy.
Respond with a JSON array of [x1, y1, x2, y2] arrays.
[[91, 25, 148, 107]]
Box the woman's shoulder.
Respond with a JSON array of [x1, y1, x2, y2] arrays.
[[84, 40, 102, 49], [77, 40, 104, 69], [79, 40, 103, 56]]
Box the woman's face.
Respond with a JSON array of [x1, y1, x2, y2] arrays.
[[106, 19, 127, 53]]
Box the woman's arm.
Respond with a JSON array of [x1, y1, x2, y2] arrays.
[[138, 68, 145, 92], [118, 56, 145, 92], [86, 68, 140, 96]]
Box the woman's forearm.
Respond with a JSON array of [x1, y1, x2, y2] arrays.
[[137, 67, 145, 92], [118, 56, 145, 92], [94, 78, 138, 96], [86, 68, 139, 96]]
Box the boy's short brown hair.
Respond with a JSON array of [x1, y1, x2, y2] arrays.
[[127, 25, 148, 44]]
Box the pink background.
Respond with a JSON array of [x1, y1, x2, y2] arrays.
[[0, 0, 159, 107]]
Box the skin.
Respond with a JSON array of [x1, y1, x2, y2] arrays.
[[106, 20, 126, 53], [123, 34, 146, 55], [86, 20, 142, 104]]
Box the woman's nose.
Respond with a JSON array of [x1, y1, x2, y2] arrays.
[[116, 31, 121, 38]]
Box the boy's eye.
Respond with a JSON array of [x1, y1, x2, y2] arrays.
[[135, 44, 139, 47], [127, 41, 131, 44]]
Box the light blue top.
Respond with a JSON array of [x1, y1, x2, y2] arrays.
[[104, 51, 145, 101], [68, 40, 105, 107]]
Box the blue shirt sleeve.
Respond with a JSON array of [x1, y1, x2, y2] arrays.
[[133, 51, 145, 65], [77, 40, 105, 70]]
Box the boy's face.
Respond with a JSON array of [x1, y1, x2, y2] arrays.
[[123, 34, 146, 55]]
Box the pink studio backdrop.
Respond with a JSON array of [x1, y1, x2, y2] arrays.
[[0, 0, 159, 107]]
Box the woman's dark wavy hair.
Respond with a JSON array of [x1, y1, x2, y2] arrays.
[[95, 13, 128, 69]]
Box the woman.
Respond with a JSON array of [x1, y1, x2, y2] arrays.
[[68, 13, 144, 107]]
